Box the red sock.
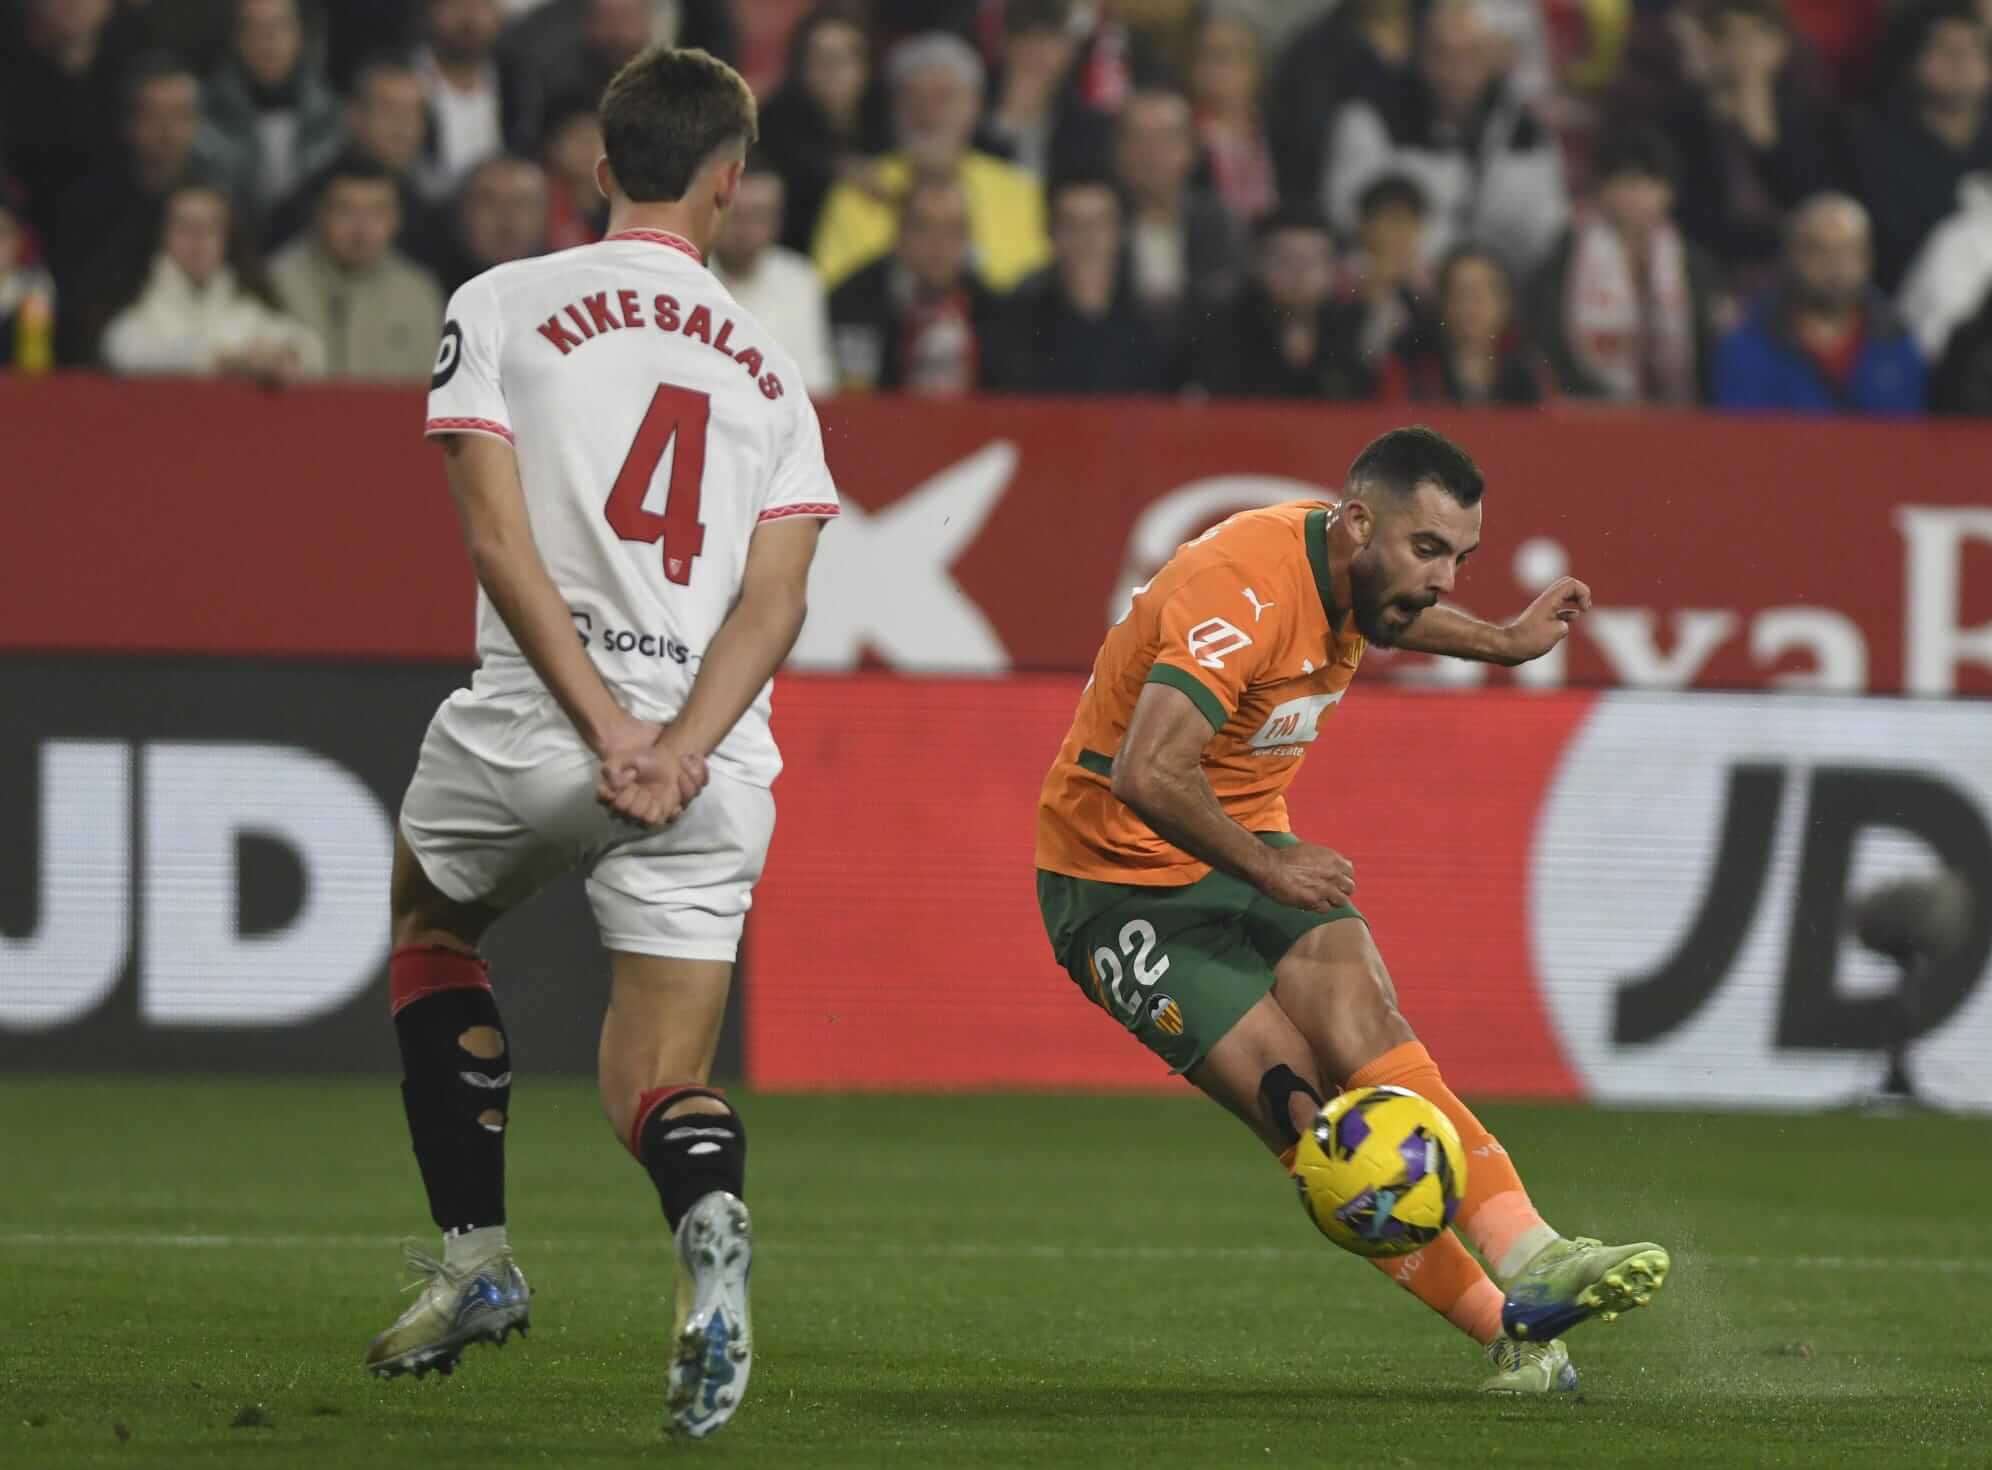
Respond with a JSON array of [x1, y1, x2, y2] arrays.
[[1346, 1041, 1559, 1282], [389, 944, 490, 1015]]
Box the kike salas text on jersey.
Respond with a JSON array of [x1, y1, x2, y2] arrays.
[[533, 288, 787, 401]]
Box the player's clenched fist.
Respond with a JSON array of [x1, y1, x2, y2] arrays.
[[1261, 841, 1357, 913]]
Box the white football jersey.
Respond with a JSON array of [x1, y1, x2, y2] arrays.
[[425, 228, 840, 787]]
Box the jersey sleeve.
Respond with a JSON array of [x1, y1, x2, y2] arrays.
[[1145, 565, 1277, 732], [758, 392, 841, 524], [424, 275, 512, 446]]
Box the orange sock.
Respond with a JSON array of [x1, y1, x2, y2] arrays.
[[1346, 1041, 1560, 1283], [1277, 1139, 1500, 1345], [1370, 1234, 1504, 1345]]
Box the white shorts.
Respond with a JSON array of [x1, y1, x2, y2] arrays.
[[399, 688, 775, 961]]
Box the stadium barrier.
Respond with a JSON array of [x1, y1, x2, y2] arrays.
[[4, 377, 1990, 694], [2, 379, 1988, 1100], [4, 668, 1988, 1108]]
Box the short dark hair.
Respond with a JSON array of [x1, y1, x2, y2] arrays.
[[1253, 202, 1333, 247], [1357, 172, 1427, 220], [1006, 0, 1073, 35], [1690, 0, 1789, 33], [1591, 125, 1680, 189], [599, 46, 758, 203], [351, 53, 419, 97], [1346, 426, 1485, 507], [123, 50, 197, 114], [1048, 171, 1123, 217], [312, 150, 397, 206]]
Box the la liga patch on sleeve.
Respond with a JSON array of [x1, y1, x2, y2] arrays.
[[431, 321, 464, 389]]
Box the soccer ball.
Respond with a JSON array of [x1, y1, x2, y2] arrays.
[[1292, 1086, 1466, 1257]]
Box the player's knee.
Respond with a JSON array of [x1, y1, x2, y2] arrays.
[[1258, 1062, 1325, 1148]]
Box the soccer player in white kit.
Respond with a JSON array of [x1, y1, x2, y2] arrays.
[[362, 49, 835, 1440]]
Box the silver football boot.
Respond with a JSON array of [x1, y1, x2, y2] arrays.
[[667, 1192, 754, 1437], [364, 1244, 531, 1379]]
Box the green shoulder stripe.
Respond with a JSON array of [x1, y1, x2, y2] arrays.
[[1145, 663, 1229, 732]]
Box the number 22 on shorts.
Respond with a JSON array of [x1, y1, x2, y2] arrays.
[[1092, 919, 1169, 1020]]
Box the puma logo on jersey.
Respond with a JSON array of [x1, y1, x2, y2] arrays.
[[1186, 617, 1253, 669], [1242, 587, 1275, 622]]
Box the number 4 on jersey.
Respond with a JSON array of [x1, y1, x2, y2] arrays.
[[604, 383, 708, 586]]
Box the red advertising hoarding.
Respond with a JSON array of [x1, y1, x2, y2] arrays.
[[750, 676, 1992, 1108], [4, 379, 1988, 694]]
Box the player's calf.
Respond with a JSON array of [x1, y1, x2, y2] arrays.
[[367, 944, 528, 1379]]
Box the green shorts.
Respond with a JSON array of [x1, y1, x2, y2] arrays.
[[1036, 833, 1364, 1076]]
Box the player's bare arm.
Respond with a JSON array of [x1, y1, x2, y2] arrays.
[[439, 434, 699, 822], [1396, 576, 1593, 665], [599, 516, 822, 822], [1111, 681, 1356, 913]]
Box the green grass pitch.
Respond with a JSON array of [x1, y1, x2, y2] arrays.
[[2, 1080, 1988, 1468]]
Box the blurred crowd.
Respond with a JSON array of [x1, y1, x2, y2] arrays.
[[6, 0, 1992, 415]]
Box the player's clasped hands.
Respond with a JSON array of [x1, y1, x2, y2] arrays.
[[1263, 841, 1358, 913], [594, 718, 709, 830]]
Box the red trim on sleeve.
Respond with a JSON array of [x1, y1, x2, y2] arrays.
[[758, 502, 840, 523], [425, 417, 515, 445]]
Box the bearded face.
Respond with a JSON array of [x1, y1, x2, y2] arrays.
[[1348, 542, 1439, 646], [1341, 486, 1482, 646]]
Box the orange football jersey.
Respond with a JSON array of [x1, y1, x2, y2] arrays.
[[1036, 502, 1366, 885]]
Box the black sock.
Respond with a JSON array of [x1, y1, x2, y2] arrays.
[[395, 986, 510, 1234], [635, 1093, 746, 1230]]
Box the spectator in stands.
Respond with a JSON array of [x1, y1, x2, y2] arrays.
[[812, 32, 1049, 292], [1529, 127, 1722, 405], [1927, 271, 1992, 411], [45, 54, 206, 360], [0, 187, 59, 372], [1326, 0, 1567, 275], [1189, 11, 1276, 222], [1383, 244, 1545, 404], [1114, 88, 1245, 329], [1715, 193, 1925, 414], [341, 58, 453, 264], [1654, 0, 1835, 286], [503, 0, 737, 110], [828, 173, 1002, 394], [711, 162, 836, 396], [1847, 1, 1992, 291], [1200, 206, 1370, 400], [985, 175, 1175, 395], [977, 0, 1114, 184], [1340, 173, 1432, 370], [412, 0, 540, 203], [757, 6, 893, 257], [102, 179, 325, 380], [266, 57, 446, 253], [541, 95, 607, 250], [1, 0, 130, 241], [1266, 0, 1416, 209], [1900, 176, 1992, 363], [270, 153, 445, 381], [195, 0, 345, 213], [436, 154, 549, 291]]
